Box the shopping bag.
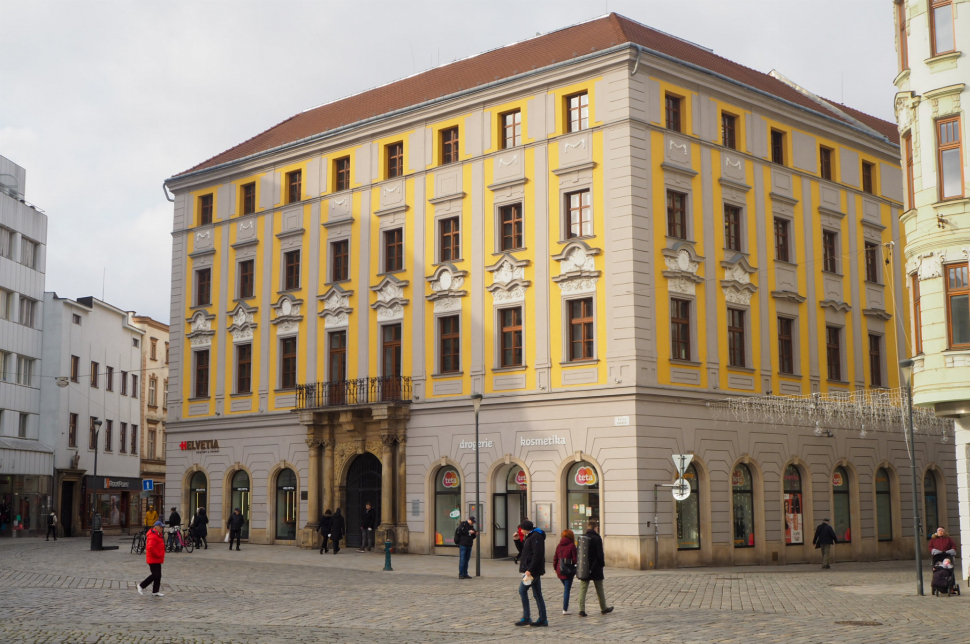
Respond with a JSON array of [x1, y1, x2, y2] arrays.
[[224, 532, 230, 543]]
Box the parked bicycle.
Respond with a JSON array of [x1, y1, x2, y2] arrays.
[[165, 525, 194, 553], [130, 526, 148, 555]]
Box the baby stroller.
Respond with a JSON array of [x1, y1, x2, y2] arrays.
[[930, 560, 961, 597]]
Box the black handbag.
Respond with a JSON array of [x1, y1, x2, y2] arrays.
[[560, 557, 577, 578]]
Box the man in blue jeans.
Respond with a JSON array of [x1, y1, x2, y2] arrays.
[[456, 516, 477, 579], [515, 520, 547, 627]]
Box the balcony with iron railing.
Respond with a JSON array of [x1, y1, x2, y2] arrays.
[[295, 376, 412, 410]]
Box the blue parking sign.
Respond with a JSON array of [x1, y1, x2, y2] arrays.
[[142, 479, 154, 492]]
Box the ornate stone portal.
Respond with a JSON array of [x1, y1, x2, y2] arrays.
[[295, 404, 410, 552]]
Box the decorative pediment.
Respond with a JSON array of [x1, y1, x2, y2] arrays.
[[771, 290, 806, 303], [486, 254, 532, 303], [371, 275, 409, 321], [186, 310, 216, 348], [227, 303, 258, 343], [271, 293, 304, 336], [426, 264, 467, 312], [863, 308, 893, 321], [318, 284, 353, 329], [661, 243, 704, 294], [551, 242, 601, 294], [819, 299, 852, 313], [720, 255, 758, 305]]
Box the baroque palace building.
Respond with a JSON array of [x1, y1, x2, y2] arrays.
[[893, 0, 969, 583], [164, 14, 959, 568]]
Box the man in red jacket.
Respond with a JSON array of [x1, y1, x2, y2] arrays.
[[928, 527, 957, 565], [137, 521, 166, 597]]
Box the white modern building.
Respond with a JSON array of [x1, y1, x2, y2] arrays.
[[41, 294, 144, 536], [893, 0, 969, 584], [0, 155, 52, 538]]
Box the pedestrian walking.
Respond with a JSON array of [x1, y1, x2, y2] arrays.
[[329, 508, 345, 554], [227, 508, 244, 551], [144, 505, 158, 529], [812, 518, 838, 568], [358, 502, 377, 552], [577, 520, 613, 617], [513, 522, 526, 564], [46, 511, 58, 541], [553, 529, 578, 615], [136, 521, 166, 597], [166, 507, 182, 551], [455, 516, 477, 579], [192, 508, 209, 549], [929, 527, 957, 565], [515, 519, 547, 627], [318, 509, 333, 554]]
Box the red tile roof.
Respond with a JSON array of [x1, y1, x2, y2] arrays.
[[175, 13, 897, 178]]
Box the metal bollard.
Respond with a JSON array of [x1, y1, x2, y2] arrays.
[[383, 540, 394, 571]]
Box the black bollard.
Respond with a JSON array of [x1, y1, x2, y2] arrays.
[[383, 540, 393, 571]]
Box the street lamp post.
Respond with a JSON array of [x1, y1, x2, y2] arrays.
[[899, 359, 924, 596], [90, 418, 103, 551], [470, 393, 483, 577]]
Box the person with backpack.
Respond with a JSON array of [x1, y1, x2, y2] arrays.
[[553, 529, 578, 615], [515, 520, 547, 627], [455, 516, 477, 579], [318, 509, 332, 554], [577, 520, 613, 617], [329, 508, 345, 554]]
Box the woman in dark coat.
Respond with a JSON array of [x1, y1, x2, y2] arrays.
[[318, 509, 333, 554], [192, 508, 209, 549], [329, 508, 344, 554]]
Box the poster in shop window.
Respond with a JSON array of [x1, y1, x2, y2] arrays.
[[784, 492, 803, 545]]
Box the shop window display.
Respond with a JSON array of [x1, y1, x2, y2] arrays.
[[924, 472, 939, 539], [566, 461, 599, 533], [783, 465, 803, 545], [434, 467, 461, 546], [275, 469, 297, 540], [732, 464, 755, 547], [0, 475, 51, 537], [832, 467, 851, 542], [875, 468, 892, 542], [676, 464, 700, 550]]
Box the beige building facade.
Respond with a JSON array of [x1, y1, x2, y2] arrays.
[[131, 315, 169, 523]]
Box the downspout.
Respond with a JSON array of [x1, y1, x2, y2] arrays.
[[631, 45, 643, 76], [163, 184, 175, 203]]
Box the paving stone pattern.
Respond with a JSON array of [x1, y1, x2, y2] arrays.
[[1, 538, 966, 643]]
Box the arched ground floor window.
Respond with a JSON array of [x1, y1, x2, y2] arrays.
[[566, 461, 599, 533], [676, 463, 700, 550]]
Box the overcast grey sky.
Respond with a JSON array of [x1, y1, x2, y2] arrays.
[[0, 0, 898, 322]]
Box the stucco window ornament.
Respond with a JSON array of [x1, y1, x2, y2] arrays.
[[894, 93, 920, 133], [318, 284, 353, 329], [186, 310, 216, 348], [720, 256, 758, 305], [227, 303, 258, 342], [370, 275, 409, 321], [912, 250, 946, 281], [271, 294, 304, 336], [551, 241, 601, 294], [661, 243, 704, 296], [485, 254, 531, 304], [426, 264, 467, 313]]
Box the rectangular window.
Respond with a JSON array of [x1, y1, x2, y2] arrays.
[[70, 355, 80, 382], [69, 413, 78, 447], [386, 142, 404, 178], [0, 290, 12, 320], [334, 156, 351, 191], [198, 194, 213, 226], [500, 204, 524, 250], [826, 326, 842, 381], [945, 263, 970, 349], [671, 299, 691, 361], [280, 337, 297, 389], [131, 374, 138, 398], [724, 204, 741, 251], [937, 116, 963, 200], [0, 227, 10, 258], [771, 130, 786, 165], [439, 315, 460, 373], [196, 268, 211, 306], [284, 250, 301, 290], [862, 161, 874, 194], [721, 112, 737, 149], [778, 317, 794, 375], [18, 413, 27, 438], [286, 170, 302, 203], [20, 238, 37, 269], [131, 424, 137, 455], [89, 417, 97, 449], [667, 191, 687, 239], [165, 343, 169, 364], [236, 344, 252, 394], [120, 422, 127, 453], [820, 146, 833, 181], [18, 297, 35, 328], [897, 0, 908, 71], [904, 134, 915, 208], [930, 0, 955, 56], [104, 419, 113, 452], [774, 218, 790, 262], [384, 228, 403, 272], [0, 351, 8, 381], [148, 376, 157, 407], [501, 110, 521, 148], [90, 361, 99, 388], [331, 240, 349, 281], [822, 230, 838, 273], [329, 331, 347, 381], [120, 371, 127, 395], [865, 241, 880, 283], [194, 350, 209, 398], [567, 298, 594, 361], [381, 324, 402, 378], [500, 307, 524, 368], [16, 356, 32, 386], [238, 259, 255, 299], [440, 217, 460, 261], [665, 94, 682, 132], [441, 127, 459, 164], [242, 182, 256, 215], [567, 92, 589, 132], [105, 366, 114, 392], [869, 334, 883, 387], [163, 379, 168, 408], [148, 428, 156, 460], [133, 338, 139, 348], [150, 338, 157, 360], [912, 275, 923, 354], [727, 308, 746, 368], [565, 190, 592, 239]]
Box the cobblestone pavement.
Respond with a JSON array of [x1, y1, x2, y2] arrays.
[[1, 537, 966, 643]]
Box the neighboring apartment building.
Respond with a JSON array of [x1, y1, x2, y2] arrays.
[[893, 0, 969, 583], [131, 315, 169, 520], [163, 14, 957, 568], [41, 294, 144, 536], [0, 155, 51, 538]]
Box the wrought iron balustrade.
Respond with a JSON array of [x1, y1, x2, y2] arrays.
[[296, 376, 412, 409]]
